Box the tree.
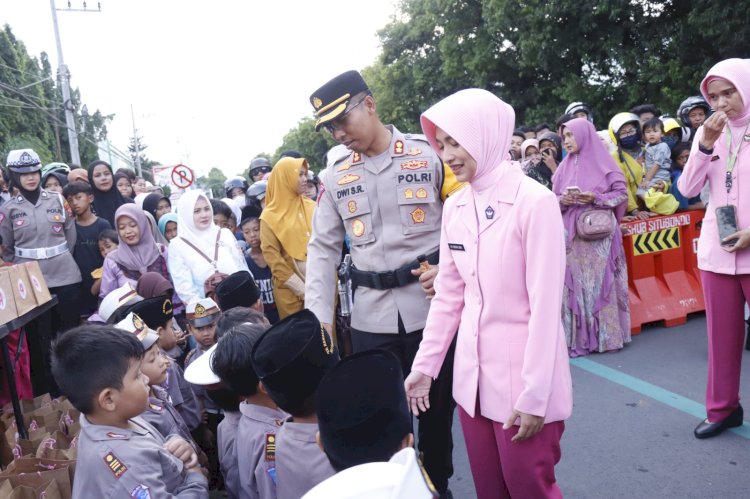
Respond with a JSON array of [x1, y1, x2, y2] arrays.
[[197, 167, 227, 198], [272, 117, 336, 172], [127, 134, 160, 182]]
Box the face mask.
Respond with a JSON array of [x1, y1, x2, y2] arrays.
[[663, 136, 678, 150], [232, 195, 246, 208], [619, 134, 640, 149]]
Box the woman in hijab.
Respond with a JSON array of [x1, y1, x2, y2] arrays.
[[168, 190, 248, 305], [143, 192, 172, 222], [607, 113, 652, 221], [552, 117, 630, 357], [41, 170, 68, 194], [522, 137, 555, 189], [99, 204, 182, 313], [114, 171, 135, 199], [259, 157, 315, 319], [404, 89, 572, 499], [87, 160, 133, 226], [677, 59, 750, 439], [158, 213, 179, 242]]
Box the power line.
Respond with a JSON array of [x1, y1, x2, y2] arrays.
[[0, 61, 46, 81]]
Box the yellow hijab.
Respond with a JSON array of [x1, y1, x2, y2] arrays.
[[260, 157, 316, 261]]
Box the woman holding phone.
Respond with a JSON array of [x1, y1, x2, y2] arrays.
[[552, 117, 630, 357], [677, 58, 750, 439], [405, 89, 572, 499]]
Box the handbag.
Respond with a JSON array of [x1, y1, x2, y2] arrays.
[[179, 231, 228, 299], [576, 208, 615, 240]]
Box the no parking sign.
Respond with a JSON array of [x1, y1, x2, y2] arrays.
[[171, 164, 195, 189]]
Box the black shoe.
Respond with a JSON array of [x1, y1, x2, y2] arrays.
[[746, 320, 750, 351], [694, 404, 744, 439]]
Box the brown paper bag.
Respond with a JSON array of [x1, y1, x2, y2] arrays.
[[0, 269, 19, 324], [23, 262, 51, 305], [1, 457, 74, 499], [7, 265, 36, 316], [20, 394, 52, 414], [7, 479, 62, 499]]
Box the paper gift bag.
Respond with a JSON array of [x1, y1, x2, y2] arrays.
[[20, 394, 52, 414], [0, 269, 19, 324], [24, 262, 51, 305], [1, 457, 74, 499], [6, 265, 36, 316], [5, 479, 62, 499]]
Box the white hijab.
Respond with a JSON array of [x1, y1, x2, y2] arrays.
[[176, 190, 221, 256]]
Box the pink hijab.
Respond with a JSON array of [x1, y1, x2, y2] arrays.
[[700, 58, 750, 128], [420, 88, 515, 192], [109, 204, 162, 275]]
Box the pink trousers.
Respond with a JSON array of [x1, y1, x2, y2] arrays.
[[459, 401, 564, 499], [700, 270, 749, 422]]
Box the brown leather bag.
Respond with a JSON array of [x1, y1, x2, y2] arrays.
[[179, 231, 228, 299]]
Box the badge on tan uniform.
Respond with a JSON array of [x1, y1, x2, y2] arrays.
[[401, 160, 428, 171], [404, 189, 414, 199], [336, 162, 352, 172], [394, 140, 405, 155], [407, 147, 423, 156], [337, 174, 360, 186], [265, 433, 276, 461], [411, 207, 426, 224], [347, 200, 357, 213], [352, 219, 365, 237], [104, 451, 128, 478], [351, 152, 363, 165], [416, 188, 428, 199]]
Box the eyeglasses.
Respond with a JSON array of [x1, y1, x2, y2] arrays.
[[323, 96, 368, 134], [249, 167, 271, 177], [618, 127, 638, 138]]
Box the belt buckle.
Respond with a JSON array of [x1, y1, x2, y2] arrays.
[[379, 270, 398, 289]]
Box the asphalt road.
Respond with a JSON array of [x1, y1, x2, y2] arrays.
[[429, 313, 750, 499]]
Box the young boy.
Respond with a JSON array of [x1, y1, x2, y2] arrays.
[[241, 217, 279, 323], [640, 117, 672, 192], [251, 309, 339, 499], [215, 270, 264, 313], [63, 180, 112, 318], [50, 324, 207, 497]]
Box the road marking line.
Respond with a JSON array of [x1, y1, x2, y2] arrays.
[[570, 357, 750, 440]]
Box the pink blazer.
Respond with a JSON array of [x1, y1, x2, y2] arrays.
[[412, 164, 573, 424]]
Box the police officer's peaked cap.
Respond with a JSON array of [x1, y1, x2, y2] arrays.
[[251, 309, 338, 414], [114, 295, 174, 330], [316, 349, 412, 470], [115, 312, 160, 351], [215, 270, 261, 311], [6, 149, 43, 173], [310, 70, 370, 131]]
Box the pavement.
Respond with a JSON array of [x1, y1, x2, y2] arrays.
[[432, 313, 750, 498]]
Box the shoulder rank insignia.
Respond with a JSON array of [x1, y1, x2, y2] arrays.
[[149, 402, 162, 412], [336, 162, 352, 172], [394, 140, 405, 155], [337, 174, 360, 186], [351, 152, 363, 165], [265, 433, 276, 461], [104, 451, 128, 478], [407, 147, 423, 156], [401, 160, 428, 171]]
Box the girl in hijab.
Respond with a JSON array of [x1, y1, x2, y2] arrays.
[[404, 89, 572, 499], [99, 204, 183, 314], [259, 157, 315, 319], [522, 137, 556, 189], [552, 117, 630, 357], [41, 170, 68, 194], [87, 160, 133, 226], [114, 171, 135, 199], [168, 190, 248, 305], [158, 213, 179, 241], [677, 58, 750, 439], [143, 192, 172, 222]]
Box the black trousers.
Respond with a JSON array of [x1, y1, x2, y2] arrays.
[[26, 283, 81, 396], [351, 316, 456, 492]]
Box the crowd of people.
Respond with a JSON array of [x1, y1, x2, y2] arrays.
[[0, 57, 747, 498]]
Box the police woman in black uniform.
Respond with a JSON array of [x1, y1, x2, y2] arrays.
[[0, 149, 82, 394]]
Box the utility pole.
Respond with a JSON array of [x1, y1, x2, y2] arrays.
[[131, 104, 142, 177], [49, 0, 100, 166]]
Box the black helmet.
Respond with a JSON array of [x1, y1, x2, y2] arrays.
[[6, 149, 43, 174], [245, 180, 268, 202], [677, 96, 711, 127], [224, 176, 249, 198], [248, 157, 272, 178], [564, 102, 594, 124]]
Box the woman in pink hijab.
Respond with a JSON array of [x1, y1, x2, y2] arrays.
[[552, 118, 630, 357], [677, 58, 750, 439], [405, 89, 572, 499]]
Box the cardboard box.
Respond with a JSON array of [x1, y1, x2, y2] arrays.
[[0, 270, 19, 325], [23, 263, 51, 306], [6, 266, 35, 317]]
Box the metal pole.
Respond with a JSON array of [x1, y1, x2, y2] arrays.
[[49, 0, 81, 166], [131, 104, 142, 177]]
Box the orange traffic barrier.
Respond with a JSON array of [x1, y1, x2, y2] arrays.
[[621, 210, 705, 334]]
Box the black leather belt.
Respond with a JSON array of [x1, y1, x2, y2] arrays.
[[351, 250, 439, 290]]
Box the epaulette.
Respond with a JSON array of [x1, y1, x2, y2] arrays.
[[265, 433, 276, 461], [326, 144, 351, 168], [403, 133, 430, 143]]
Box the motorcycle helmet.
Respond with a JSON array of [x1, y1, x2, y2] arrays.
[[248, 157, 272, 180], [608, 112, 641, 146], [224, 176, 249, 198], [677, 96, 711, 128], [565, 102, 594, 124]]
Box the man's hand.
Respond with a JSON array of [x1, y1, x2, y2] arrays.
[[411, 265, 439, 299], [164, 437, 199, 471], [503, 411, 545, 443]]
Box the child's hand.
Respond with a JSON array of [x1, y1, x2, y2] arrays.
[[164, 436, 199, 470]]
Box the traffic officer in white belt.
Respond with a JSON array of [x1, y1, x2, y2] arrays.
[[0, 149, 82, 395], [305, 70, 463, 497]]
